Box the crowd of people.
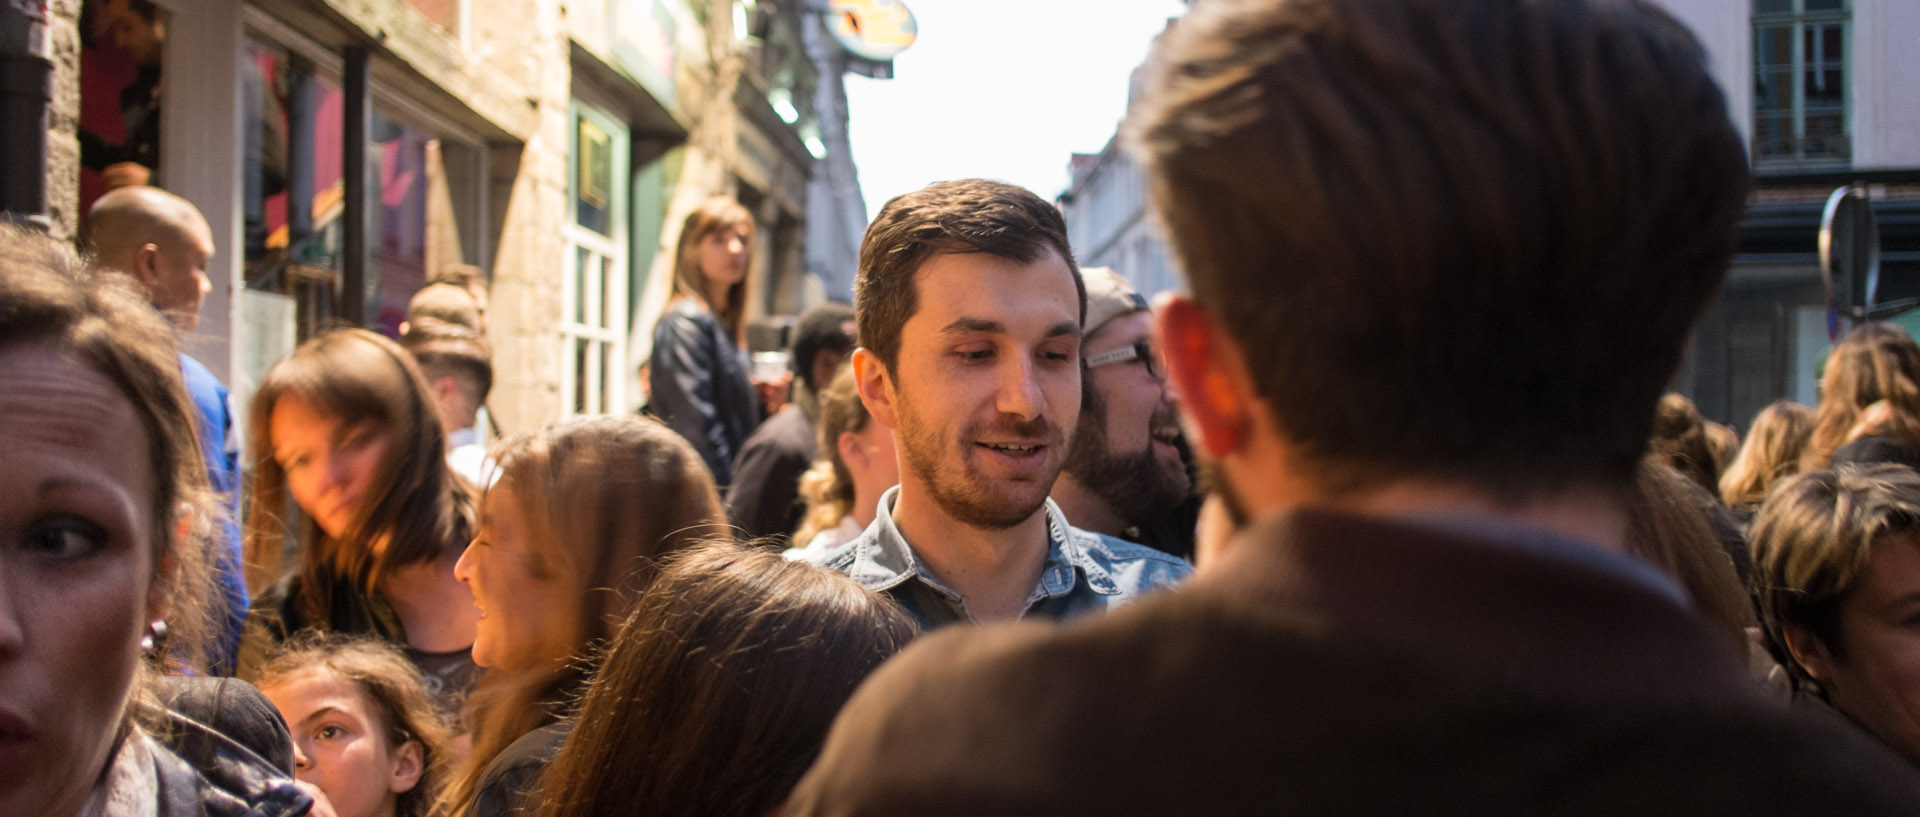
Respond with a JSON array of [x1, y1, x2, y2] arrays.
[[9, 0, 1920, 815]]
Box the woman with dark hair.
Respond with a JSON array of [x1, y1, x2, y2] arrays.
[[1625, 459, 1758, 654], [531, 543, 917, 817], [236, 328, 480, 707], [256, 634, 455, 817], [1801, 321, 1920, 471], [443, 415, 731, 817], [0, 224, 302, 816], [649, 196, 762, 486]]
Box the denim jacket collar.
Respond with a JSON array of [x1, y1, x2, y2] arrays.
[[844, 486, 1125, 605]]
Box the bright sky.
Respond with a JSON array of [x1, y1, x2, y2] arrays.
[[842, 0, 1189, 223]]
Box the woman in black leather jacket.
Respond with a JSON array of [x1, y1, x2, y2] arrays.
[[648, 196, 762, 488]]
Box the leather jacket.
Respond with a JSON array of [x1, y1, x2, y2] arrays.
[[649, 299, 759, 486]]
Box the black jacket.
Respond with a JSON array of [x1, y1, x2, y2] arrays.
[[649, 300, 759, 486]]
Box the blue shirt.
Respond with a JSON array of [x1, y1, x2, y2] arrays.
[[181, 353, 246, 673], [811, 487, 1193, 631]]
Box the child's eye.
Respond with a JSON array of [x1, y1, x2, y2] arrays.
[[316, 724, 344, 740]]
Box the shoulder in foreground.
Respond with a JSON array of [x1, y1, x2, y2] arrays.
[[784, 591, 1920, 816]]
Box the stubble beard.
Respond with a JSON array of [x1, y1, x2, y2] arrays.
[[895, 390, 1063, 531]]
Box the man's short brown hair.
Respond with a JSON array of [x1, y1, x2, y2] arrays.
[[856, 179, 1084, 372], [1131, 0, 1749, 497]]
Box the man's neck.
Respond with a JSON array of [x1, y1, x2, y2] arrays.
[[1048, 474, 1125, 538], [889, 482, 1054, 623]]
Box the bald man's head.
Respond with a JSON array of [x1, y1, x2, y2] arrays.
[[87, 186, 215, 332]]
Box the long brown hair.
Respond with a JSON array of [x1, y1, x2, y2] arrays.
[[254, 633, 455, 817], [1802, 322, 1920, 471], [532, 543, 918, 817], [443, 415, 730, 817], [1720, 399, 1814, 511], [1625, 458, 1756, 653], [244, 328, 475, 618], [795, 367, 870, 544], [669, 196, 754, 341]]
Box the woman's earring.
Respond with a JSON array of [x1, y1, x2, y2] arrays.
[[140, 618, 169, 653]]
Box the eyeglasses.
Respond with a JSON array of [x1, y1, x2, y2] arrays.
[[1084, 339, 1162, 381]]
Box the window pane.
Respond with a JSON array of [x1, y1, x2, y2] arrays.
[[1753, 114, 1795, 158], [1805, 0, 1845, 11], [600, 255, 616, 330], [1754, 68, 1794, 112], [574, 337, 591, 414], [575, 246, 591, 325], [600, 340, 617, 414], [1755, 0, 1792, 13], [1806, 113, 1848, 159], [242, 41, 345, 341], [1754, 26, 1791, 69]]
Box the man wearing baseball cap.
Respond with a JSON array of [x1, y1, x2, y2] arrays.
[[1051, 268, 1197, 559]]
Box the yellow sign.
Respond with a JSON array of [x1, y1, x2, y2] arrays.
[[828, 0, 918, 62]]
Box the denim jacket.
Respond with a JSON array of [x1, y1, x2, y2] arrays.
[[811, 487, 1193, 631]]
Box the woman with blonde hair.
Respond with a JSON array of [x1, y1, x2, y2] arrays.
[[790, 367, 899, 558], [444, 415, 731, 817], [650, 196, 762, 487], [237, 328, 480, 709], [1719, 399, 1815, 519], [1800, 321, 1920, 471]]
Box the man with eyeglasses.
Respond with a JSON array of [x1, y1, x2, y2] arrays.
[[1052, 268, 1197, 560], [809, 180, 1191, 632]]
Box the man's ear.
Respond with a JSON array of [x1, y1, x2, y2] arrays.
[[388, 738, 425, 794], [851, 348, 898, 430], [431, 374, 462, 406], [1783, 624, 1837, 683], [131, 243, 163, 294], [1156, 295, 1252, 458]]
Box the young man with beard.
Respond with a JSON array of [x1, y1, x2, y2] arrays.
[[1052, 267, 1197, 559], [811, 179, 1191, 630], [784, 0, 1920, 813]]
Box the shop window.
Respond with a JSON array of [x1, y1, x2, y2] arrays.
[[240, 37, 484, 343], [78, 0, 169, 213], [1753, 0, 1850, 165]]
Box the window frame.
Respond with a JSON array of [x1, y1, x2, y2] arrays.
[[1752, 0, 1852, 168]]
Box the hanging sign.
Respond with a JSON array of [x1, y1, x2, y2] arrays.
[[828, 0, 918, 62]]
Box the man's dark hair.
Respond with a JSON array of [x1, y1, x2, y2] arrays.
[[791, 302, 856, 391], [1130, 0, 1750, 498], [856, 179, 1084, 373]]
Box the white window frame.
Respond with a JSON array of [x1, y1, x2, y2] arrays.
[[563, 100, 632, 417], [1753, 0, 1852, 166]]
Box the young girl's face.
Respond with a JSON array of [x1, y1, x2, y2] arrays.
[[262, 668, 423, 817]]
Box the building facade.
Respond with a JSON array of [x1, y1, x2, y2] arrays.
[[1661, 0, 1920, 429], [1061, 0, 1920, 430], [28, 0, 845, 451]]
